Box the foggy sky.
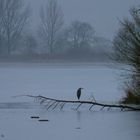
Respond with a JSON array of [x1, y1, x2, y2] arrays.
[[28, 0, 140, 40]]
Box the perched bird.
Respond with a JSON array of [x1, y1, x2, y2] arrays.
[[76, 88, 83, 100]]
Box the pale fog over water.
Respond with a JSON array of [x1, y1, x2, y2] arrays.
[[0, 63, 140, 140]]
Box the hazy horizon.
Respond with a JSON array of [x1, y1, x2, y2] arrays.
[[28, 0, 140, 41]]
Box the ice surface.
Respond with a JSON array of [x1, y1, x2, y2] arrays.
[[0, 108, 140, 140], [0, 62, 123, 102], [0, 63, 139, 140]]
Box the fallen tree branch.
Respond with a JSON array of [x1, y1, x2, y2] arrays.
[[23, 95, 140, 111]]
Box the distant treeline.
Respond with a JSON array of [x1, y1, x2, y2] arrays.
[[0, 0, 113, 61]]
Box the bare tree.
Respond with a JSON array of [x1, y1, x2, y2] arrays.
[[39, 0, 64, 54], [113, 7, 140, 103], [24, 34, 38, 55], [65, 21, 94, 48], [0, 1, 4, 53], [0, 0, 30, 55]]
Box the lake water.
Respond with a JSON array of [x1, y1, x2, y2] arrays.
[[0, 63, 140, 140]]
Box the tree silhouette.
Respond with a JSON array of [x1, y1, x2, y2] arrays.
[[0, 0, 30, 55], [39, 0, 64, 54], [113, 7, 140, 103]]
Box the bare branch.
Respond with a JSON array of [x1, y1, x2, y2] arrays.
[[24, 95, 140, 111]]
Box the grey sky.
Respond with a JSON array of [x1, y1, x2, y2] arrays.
[[28, 0, 139, 40]]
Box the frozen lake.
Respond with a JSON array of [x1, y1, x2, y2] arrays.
[[0, 63, 140, 140], [0, 62, 123, 102]]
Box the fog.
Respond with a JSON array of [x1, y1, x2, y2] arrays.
[[0, 0, 139, 61], [29, 0, 140, 40]]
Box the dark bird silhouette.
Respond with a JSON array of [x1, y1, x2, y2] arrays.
[[77, 88, 83, 100]]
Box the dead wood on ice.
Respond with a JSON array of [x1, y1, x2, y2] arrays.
[[24, 95, 140, 111]]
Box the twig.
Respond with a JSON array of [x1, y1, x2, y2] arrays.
[[75, 103, 83, 110], [89, 104, 94, 110]]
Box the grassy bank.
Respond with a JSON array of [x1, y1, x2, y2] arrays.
[[121, 90, 140, 105]]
